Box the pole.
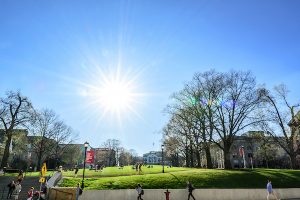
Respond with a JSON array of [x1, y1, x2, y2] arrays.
[[162, 148, 164, 173], [243, 148, 246, 169], [81, 146, 87, 189], [38, 182, 42, 200]]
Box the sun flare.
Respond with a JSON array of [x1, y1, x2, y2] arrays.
[[96, 77, 135, 113], [77, 66, 145, 123]]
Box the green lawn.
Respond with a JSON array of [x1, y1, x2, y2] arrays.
[[1, 165, 188, 178], [63, 165, 189, 178], [60, 168, 300, 190]]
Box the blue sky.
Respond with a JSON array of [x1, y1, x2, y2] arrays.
[[1, 0, 300, 155]]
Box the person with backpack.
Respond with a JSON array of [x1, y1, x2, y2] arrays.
[[136, 183, 144, 200], [76, 183, 83, 200], [187, 181, 196, 200], [7, 180, 15, 199]]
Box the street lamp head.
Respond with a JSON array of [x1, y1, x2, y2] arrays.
[[84, 141, 89, 148], [161, 144, 164, 150]]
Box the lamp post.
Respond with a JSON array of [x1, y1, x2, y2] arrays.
[[81, 141, 89, 189], [161, 144, 165, 173]]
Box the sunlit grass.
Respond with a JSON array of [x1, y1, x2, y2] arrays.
[[60, 168, 300, 190]]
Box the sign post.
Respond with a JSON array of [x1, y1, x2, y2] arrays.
[[39, 163, 47, 200]]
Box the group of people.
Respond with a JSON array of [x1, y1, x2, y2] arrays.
[[6, 169, 47, 200], [7, 180, 22, 200], [6, 170, 24, 200], [135, 181, 195, 200], [134, 163, 143, 174], [135, 179, 280, 200]]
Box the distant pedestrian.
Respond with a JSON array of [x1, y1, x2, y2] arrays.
[[7, 180, 15, 199], [11, 181, 22, 200], [266, 180, 280, 200], [136, 183, 144, 200], [187, 181, 196, 200], [74, 166, 79, 178], [17, 170, 24, 183], [27, 187, 34, 200]]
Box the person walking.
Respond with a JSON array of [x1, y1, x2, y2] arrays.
[[17, 170, 24, 183], [75, 183, 83, 200], [136, 183, 144, 200], [11, 181, 22, 200], [74, 165, 79, 178], [187, 181, 196, 200], [7, 180, 15, 199], [267, 180, 280, 200]]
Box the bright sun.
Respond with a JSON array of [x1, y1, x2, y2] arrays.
[[78, 67, 144, 122], [97, 78, 134, 113]]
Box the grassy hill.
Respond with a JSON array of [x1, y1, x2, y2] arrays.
[[60, 167, 300, 190]]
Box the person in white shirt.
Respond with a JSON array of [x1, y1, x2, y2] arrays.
[[11, 181, 22, 200]]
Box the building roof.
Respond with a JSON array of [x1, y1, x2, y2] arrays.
[[143, 151, 162, 157]]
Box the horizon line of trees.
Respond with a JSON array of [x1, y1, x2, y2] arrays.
[[163, 69, 300, 169]]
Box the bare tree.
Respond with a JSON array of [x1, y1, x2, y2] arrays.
[[212, 71, 261, 169], [49, 121, 77, 168], [259, 84, 300, 169], [0, 91, 33, 168], [103, 139, 121, 166], [186, 70, 225, 168], [164, 70, 262, 169], [163, 109, 197, 167], [28, 109, 61, 170]]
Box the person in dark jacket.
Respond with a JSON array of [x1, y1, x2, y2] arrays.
[[7, 180, 15, 199], [136, 183, 143, 200], [187, 181, 196, 200]]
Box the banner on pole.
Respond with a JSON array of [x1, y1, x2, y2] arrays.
[[86, 150, 95, 164]]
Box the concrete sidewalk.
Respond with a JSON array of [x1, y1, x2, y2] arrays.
[[77, 188, 300, 200]]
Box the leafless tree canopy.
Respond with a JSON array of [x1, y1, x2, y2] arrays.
[[258, 84, 300, 169], [163, 70, 263, 169], [0, 91, 34, 168]]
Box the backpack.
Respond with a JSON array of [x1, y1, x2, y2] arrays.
[[141, 189, 144, 195], [79, 188, 83, 195]]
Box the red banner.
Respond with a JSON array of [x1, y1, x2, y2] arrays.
[[86, 150, 95, 164]]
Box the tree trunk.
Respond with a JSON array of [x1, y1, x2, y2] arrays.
[[290, 153, 298, 169], [37, 152, 42, 171], [185, 138, 189, 167], [196, 149, 201, 168], [190, 144, 194, 167], [223, 146, 232, 169], [0, 133, 12, 168], [204, 144, 213, 169]]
